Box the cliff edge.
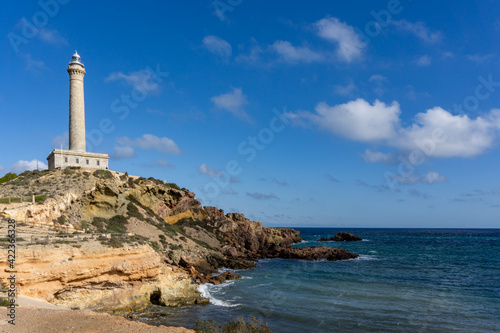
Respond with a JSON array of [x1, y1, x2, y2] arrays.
[[0, 168, 356, 313]]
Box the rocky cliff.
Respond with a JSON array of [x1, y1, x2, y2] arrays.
[[0, 168, 356, 313]]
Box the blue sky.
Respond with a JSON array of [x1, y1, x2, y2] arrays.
[[2, 1, 500, 228]]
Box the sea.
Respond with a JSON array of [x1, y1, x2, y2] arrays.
[[131, 228, 500, 332]]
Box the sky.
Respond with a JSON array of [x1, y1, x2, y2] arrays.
[[1, 1, 500, 228]]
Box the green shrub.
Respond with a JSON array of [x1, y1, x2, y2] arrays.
[[150, 241, 160, 250], [92, 217, 107, 232], [127, 202, 145, 221], [93, 170, 113, 179], [35, 195, 47, 203], [0, 298, 12, 307], [63, 168, 75, 176], [0, 173, 17, 184], [107, 215, 128, 233], [109, 236, 124, 248], [165, 182, 181, 190], [134, 177, 145, 184]]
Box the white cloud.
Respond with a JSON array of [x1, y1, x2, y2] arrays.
[[334, 79, 357, 96], [398, 107, 495, 158], [392, 171, 446, 185], [51, 132, 69, 149], [392, 20, 443, 43], [197, 163, 223, 177], [236, 41, 264, 64], [271, 178, 288, 186], [22, 53, 45, 70], [314, 17, 366, 62], [466, 54, 493, 64], [361, 149, 395, 164], [143, 159, 174, 169], [211, 87, 250, 121], [112, 145, 135, 159], [247, 192, 279, 200], [408, 189, 431, 199], [442, 51, 454, 59], [9, 160, 47, 174], [38, 28, 67, 45], [116, 134, 181, 155], [416, 55, 432, 66], [222, 189, 238, 195], [325, 174, 339, 183], [202, 35, 232, 58], [369, 75, 389, 95], [106, 69, 162, 93], [289, 99, 401, 142], [422, 171, 446, 184], [271, 40, 323, 64], [197, 164, 239, 182], [369, 75, 389, 83], [289, 99, 500, 158]]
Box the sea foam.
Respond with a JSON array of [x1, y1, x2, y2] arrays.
[[197, 283, 240, 308]]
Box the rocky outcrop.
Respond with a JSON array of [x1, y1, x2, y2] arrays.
[[0, 169, 359, 314], [319, 232, 362, 242], [0, 243, 202, 313], [263, 246, 359, 261]]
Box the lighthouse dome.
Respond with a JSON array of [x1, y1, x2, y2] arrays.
[[69, 51, 84, 67]]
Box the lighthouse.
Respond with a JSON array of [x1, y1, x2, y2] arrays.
[[46, 51, 109, 170], [67, 51, 86, 152]]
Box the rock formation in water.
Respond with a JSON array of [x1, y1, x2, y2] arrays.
[[318, 232, 362, 242]]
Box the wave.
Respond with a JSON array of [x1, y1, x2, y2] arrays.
[[354, 254, 379, 261], [247, 282, 273, 289], [197, 283, 240, 308]]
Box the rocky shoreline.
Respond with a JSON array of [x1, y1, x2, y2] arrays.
[[0, 168, 359, 318]]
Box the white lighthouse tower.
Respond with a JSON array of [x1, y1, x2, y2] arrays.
[[67, 51, 86, 152], [46, 51, 109, 170]]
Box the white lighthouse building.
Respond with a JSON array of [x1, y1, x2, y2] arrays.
[[46, 51, 109, 170]]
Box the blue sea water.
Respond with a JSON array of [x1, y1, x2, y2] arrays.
[[133, 228, 500, 332]]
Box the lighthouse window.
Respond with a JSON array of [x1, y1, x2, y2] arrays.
[[86, 160, 89, 165], [64, 157, 68, 163], [76, 158, 79, 164], [97, 160, 100, 166]]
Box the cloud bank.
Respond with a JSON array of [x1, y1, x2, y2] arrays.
[[288, 98, 500, 158]]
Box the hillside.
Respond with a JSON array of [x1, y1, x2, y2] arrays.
[[0, 168, 356, 313]]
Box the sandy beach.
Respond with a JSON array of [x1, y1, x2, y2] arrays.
[[0, 296, 194, 333]]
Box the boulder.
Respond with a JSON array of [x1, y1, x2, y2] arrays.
[[318, 232, 362, 242], [268, 246, 359, 261]]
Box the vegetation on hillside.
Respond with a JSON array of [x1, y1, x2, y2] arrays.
[[0, 172, 17, 184]]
